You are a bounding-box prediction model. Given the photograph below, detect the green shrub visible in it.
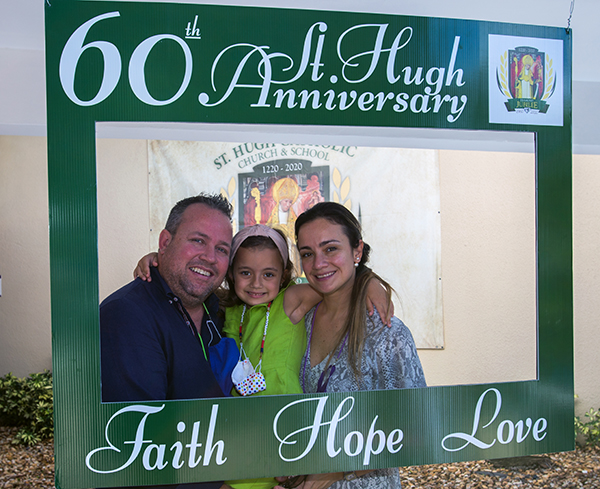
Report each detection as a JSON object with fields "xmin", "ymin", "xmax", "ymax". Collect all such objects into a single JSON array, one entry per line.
[
  {"xmin": 575, "ymin": 407, "xmax": 600, "ymax": 447},
  {"xmin": 0, "ymin": 370, "xmax": 53, "ymax": 445}
]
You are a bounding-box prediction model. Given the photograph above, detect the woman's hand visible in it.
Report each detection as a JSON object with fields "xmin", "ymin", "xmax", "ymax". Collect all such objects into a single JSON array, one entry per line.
[
  {"xmin": 275, "ymin": 473, "xmax": 342, "ymax": 489},
  {"xmin": 366, "ymin": 280, "xmax": 394, "ymax": 326},
  {"xmin": 133, "ymin": 252, "xmax": 159, "ymax": 281},
  {"xmin": 276, "ymin": 470, "xmax": 372, "ymax": 489}
]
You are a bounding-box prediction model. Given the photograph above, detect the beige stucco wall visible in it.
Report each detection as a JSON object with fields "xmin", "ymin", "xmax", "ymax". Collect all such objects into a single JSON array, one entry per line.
[
  {"xmin": 96, "ymin": 138, "xmax": 150, "ymax": 300},
  {"xmin": 418, "ymin": 150, "xmax": 537, "ymax": 386},
  {"xmin": 1, "ymin": 134, "xmax": 598, "ymax": 418},
  {"xmin": 573, "ymin": 154, "xmax": 600, "ymax": 417},
  {"xmin": 0, "ymin": 136, "xmax": 52, "ymax": 376}
]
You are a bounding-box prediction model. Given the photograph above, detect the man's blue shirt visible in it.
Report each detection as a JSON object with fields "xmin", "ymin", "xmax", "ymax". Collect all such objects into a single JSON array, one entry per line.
[{"xmin": 100, "ymin": 267, "xmax": 225, "ymax": 402}]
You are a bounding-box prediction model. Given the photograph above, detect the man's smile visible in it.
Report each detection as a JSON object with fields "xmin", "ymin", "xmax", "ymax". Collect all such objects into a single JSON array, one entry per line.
[{"xmin": 190, "ymin": 266, "xmax": 212, "ymax": 277}]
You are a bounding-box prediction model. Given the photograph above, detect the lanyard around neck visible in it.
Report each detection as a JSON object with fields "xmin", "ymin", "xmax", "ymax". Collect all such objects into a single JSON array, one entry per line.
[
  {"xmin": 239, "ymin": 301, "xmax": 273, "ymax": 365},
  {"xmin": 302, "ymin": 303, "xmax": 348, "ymax": 393},
  {"xmin": 170, "ymin": 296, "xmax": 211, "ymax": 361},
  {"xmin": 197, "ymin": 303, "xmax": 214, "ymax": 361}
]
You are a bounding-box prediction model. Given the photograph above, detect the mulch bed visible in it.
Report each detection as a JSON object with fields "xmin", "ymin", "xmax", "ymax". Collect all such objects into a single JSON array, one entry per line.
[
  {"xmin": 400, "ymin": 448, "xmax": 600, "ymax": 488},
  {"xmin": 1, "ymin": 425, "xmax": 599, "ymax": 488},
  {"xmin": 0, "ymin": 427, "xmax": 54, "ymax": 488}
]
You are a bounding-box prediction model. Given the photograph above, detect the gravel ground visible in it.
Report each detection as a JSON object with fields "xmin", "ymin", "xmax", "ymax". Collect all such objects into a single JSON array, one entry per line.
[
  {"xmin": 399, "ymin": 448, "xmax": 600, "ymax": 488},
  {"xmin": 0, "ymin": 427, "xmax": 54, "ymax": 488},
  {"xmin": 1, "ymin": 425, "xmax": 599, "ymax": 488}
]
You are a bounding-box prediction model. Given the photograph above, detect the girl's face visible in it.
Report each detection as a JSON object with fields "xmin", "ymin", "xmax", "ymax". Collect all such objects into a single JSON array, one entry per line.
[
  {"xmin": 230, "ymin": 246, "xmax": 284, "ymax": 306},
  {"xmin": 297, "ymin": 218, "xmax": 363, "ymax": 298}
]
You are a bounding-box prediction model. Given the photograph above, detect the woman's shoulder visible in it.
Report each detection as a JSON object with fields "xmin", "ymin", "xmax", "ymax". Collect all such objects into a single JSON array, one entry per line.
[{"xmin": 366, "ymin": 312, "xmax": 416, "ymax": 346}]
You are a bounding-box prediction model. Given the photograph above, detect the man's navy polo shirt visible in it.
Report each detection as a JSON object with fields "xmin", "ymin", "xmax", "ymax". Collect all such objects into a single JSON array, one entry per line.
[{"xmin": 100, "ymin": 267, "xmax": 225, "ymax": 402}]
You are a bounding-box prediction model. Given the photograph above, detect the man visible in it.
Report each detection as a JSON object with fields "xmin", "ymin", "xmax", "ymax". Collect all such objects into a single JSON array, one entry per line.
[
  {"xmin": 100, "ymin": 194, "xmax": 234, "ymax": 489},
  {"xmin": 101, "ymin": 193, "xmax": 233, "ymax": 403}
]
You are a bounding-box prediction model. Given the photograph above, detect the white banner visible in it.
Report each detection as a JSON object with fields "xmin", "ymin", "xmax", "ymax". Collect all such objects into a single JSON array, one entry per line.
[{"xmin": 149, "ymin": 140, "xmax": 443, "ymax": 348}]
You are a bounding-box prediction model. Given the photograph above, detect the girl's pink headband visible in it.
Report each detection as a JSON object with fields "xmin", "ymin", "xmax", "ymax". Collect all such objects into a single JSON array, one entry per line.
[{"xmin": 230, "ymin": 224, "xmax": 289, "ymax": 266}]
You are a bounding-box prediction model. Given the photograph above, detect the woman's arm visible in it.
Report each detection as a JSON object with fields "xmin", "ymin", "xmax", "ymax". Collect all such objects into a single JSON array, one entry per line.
[{"xmin": 375, "ymin": 318, "xmax": 427, "ymax": 389}]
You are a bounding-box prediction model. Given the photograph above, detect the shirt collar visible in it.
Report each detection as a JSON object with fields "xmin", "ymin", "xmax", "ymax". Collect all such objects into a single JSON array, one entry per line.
[{"xmin": 151, "ymin": 266, "xmax": 173, "ymax": 296}]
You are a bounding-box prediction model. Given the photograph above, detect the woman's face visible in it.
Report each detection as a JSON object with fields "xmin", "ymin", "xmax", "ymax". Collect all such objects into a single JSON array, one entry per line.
[{"xmin": 297, "ymin": 218, "xmax": 363, "ymax": 298}]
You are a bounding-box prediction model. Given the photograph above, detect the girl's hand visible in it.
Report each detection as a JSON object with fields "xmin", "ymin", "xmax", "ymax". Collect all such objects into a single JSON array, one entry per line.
[
  {"xmin": 133, "ymin": 252, "xmax": 159, "ymax": 281},
  {"xmin": 366, "ymin": 280, "xmax": 394, "ymax": 326}
]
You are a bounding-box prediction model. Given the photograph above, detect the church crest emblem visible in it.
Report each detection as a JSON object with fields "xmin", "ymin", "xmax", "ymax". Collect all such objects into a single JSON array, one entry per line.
[
  {"xmin": 496, "ymin": 46, "xmax": 556, "ymax": 114},
  {"xmin": 488, "ymin": 35, "xmax": 563, "ymax": 126}
]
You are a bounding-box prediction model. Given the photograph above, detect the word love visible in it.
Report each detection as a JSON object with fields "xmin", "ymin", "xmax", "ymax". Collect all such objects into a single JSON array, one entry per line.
[
  {"xmin": 442, "ymin": 388, "xmax": 548, "ymax": 452},
  {"xmin": 273, "ymin": 396, "xmax": 404, "ymax": 465},
  {"xmin": 85, "ymin": 404, "xmax": 226, "ymax": 474}
]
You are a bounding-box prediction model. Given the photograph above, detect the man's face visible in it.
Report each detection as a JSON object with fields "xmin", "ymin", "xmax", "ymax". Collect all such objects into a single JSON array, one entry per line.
[{"xmin": 158, "ymin": 204, "xmax": 232, "ymax": 309}]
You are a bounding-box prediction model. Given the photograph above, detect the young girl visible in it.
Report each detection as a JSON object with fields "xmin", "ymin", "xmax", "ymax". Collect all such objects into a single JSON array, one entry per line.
[
  {"xmin": 221, "ymin": 224, "xmax": 317, "ymax": 398},
  {"xmin": 134, "ymin": 224, "xmax": 392, "ymax": 489}
]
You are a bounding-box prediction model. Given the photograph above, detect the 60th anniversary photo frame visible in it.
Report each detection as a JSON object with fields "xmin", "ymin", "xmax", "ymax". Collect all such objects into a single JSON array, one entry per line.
[{"xmin": 46, "ymin": 2, "xmax": 572, "ymax": 487}]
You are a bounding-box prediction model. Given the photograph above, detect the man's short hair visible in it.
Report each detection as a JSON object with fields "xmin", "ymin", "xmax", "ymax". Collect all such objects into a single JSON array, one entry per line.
[{"xmin": 165, "ymin": 193, "xmax": 233, "ymax": 235}]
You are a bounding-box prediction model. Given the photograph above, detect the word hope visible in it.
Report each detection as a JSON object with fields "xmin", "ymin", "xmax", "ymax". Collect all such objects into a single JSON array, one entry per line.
[{"xmin": 273, "ymin": 396, "xmax": 404, "ymax": 465}]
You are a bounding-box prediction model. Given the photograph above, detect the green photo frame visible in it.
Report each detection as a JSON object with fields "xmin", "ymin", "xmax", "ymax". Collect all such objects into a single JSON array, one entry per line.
[{"xmin": 45, "ymin": 2, "xmax": 573, "ymax": 487}]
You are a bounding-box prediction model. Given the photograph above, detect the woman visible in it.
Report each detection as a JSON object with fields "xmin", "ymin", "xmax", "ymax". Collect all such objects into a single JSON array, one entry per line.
[{"xmin": 281, "ymin": 202, "xmax": 426, "ymax": 489}]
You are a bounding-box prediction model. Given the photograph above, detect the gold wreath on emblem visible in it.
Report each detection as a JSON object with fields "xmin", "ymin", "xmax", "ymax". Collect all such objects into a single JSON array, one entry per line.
[
  {"xmin": 542, "ymin": 54, "xmax": 554, "ymax": 101},
  {"xmin": 332, "ymin": 167, "xmax": 351, "ymax": 211},
  {"xmin": 497, "ymin": 51, "xmax": 512, "ymax": 98},
  {"xmin": 221, "ymin": 177, "xmax": 237, "ymax": 234}
]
